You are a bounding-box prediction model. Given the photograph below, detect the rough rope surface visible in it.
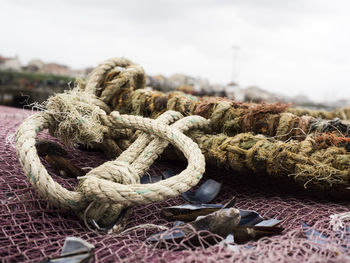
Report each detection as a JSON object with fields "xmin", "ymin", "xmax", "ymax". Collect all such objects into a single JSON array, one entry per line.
[
  {"xmin": 288, "ymin": 106, "xmax": 350, "ymax": 120},
  {"xmin": 15, "ymin": 59, "xmax": 209, "ymax": 232},
  {"xmin": 84, "ymin": 80, "xmax": 350, "ymax": 140},
  {"xmin": 69, "ymin": 58, "xmax": 350, "ymax": 194},
  {"xmin": 79, "ymin": 57, "xmax": 350, "ymax": 227},
  {"xmin": 15, "ymin": 57, "xmax": 350, "ymax": 233},
  {"xmin": 2, "ymin": 106, "xmax": 349, "ymax": 262}
]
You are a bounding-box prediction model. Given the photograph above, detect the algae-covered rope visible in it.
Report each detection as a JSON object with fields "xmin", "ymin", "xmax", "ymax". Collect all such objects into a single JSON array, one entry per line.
[
  {"xmin": 73, "ymin": 57, "xmax": 350, "ymax": 193},
  {"xmin": 83, "ymin": 78, "xmax": 350, "ymax": 141},
  {"xmin": 288, "ymin": 107, "xmax": 350, "ymax": 121},
  {"xmin": 115, "ymin": 129, "xmax": 350, "ymax": 193},
  {"xmin": 186, "ymin": 130, "xmax": 350, "ymax": 192},
  {"xmin": 83, "ymin": 58, "xmax": 350, "ymax": 193}
]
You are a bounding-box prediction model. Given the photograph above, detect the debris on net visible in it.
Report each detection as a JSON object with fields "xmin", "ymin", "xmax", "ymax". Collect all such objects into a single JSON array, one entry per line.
[
  {"xmin": 140, "ymin": 168, "xmax": 176, "ymax": 184},
  {"xmin": 36, "ymin": 139, "xmax": 68, "ymax": 157},
  {"xmin": 36, "ymin": 139, "xmax": 86, "ymax": 178},
  {"xmin": 302, "ymin": 222, "xmax": 350, "ymax": 253},
  {"xmin": 156, "ymin": 198, "xmax": 282, "ymax": 248},
  {"xmin": 161, "ymin": 197, "xmax": 237, "ymax": 222},
  {"xmin": 39, "ymin": 237, "xmax": 95, "ymax": 263},
  {"xmin": 181, "ymin": 179, "xmax": 222, "ymax": 204},
  {"xmin": 151, "ymin": 207, "xmax": 283, "ymax": 247}
]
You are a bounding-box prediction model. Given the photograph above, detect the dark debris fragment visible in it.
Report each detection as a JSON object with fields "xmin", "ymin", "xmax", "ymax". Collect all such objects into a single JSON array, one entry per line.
[
  {"xmin": 182, "ymin": 179, "xmax": 222, "ymax": 204},
  {"xmin": 36, "ymin": 139, "xmax": 85, "ymax": 178},
  {"xmin": 36, "ymin": 139, "xmax": 67, "ymax": 157},
  {"xmin": 153, "ymin": 199, "xmax": 283, "ymax": 247}
]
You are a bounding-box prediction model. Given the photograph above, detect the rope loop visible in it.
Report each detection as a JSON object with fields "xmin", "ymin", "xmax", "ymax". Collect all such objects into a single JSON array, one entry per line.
[{"xmin": 16, "ymin": 58, "xmax": 209, "ymax": 232}]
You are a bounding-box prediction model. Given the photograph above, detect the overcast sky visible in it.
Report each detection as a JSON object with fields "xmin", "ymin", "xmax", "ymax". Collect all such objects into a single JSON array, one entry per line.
[{"xmin": 1, "ymin": 0, "xmax": 350, "ymax": 102}]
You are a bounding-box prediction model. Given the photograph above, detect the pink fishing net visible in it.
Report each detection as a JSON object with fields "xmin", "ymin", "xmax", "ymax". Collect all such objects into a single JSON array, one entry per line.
[{"xmin": 1, "ymin": 105, "xmax": 349, "ymax": 262}]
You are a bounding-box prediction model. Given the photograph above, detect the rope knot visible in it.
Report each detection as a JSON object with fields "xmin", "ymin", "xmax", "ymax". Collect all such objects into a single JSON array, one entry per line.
[
  {"xmin": 17, "ymin": 89, "xmax": 209, "ymax": 233},
  {"xmin": 15, "ymin": 57, "xmax": 212, "ymax": 233}
]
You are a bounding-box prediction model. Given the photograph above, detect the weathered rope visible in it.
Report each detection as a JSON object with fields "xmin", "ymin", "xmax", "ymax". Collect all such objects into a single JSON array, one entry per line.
[
  {"xmin": 16, "ymin": 59, "xmax": 209, "ymax": 232},
  {"xmin": 185, "ymin": 131, "xmax": 350, "ymax": 192},
  {"xmin": 15, "ymin": 57, "xmax": 350, "ymax": 233},
  {"xmin": 288, "ymin": 107, "xmax": 350, "ymax": 120},
  {"xmin": 16, "ymin": 110, "xmax": 208, "ymax": 229},
  {"xmin": 77, "ymin": 58, "xmax": 350, "ymax": 141},
  {"xmin": 70, "ymin": 58, "xmax": 350, "ymax": 194},
  {"xmin": 89, "ymin": 84, "xmax": 350, "ymax": 141}
]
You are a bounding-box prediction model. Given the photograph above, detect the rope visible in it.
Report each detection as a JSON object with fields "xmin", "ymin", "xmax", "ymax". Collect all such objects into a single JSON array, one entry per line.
[
  {"xmin": 15, "ymin": 57, "xmax": 350, "ymax": 232},
  {"xmin": 288, "ymin": 106, "xmax": 350, "ymax": 120},
  {"xmin": 15, "ymin": 58, "xmax": 209, "ymax": 233},
  {"xmin": 71, "ymin": 58, "xmax": 350, "ymax": 193},
  {"xmin": 92, "ymin": 83, "xmax": 350, "ymax": 141}
]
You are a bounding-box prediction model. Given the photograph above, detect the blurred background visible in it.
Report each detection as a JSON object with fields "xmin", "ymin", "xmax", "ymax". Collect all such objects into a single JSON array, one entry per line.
[{"xmin": 1, "ymin": 0, "xmax": 349, "ymax": 109}]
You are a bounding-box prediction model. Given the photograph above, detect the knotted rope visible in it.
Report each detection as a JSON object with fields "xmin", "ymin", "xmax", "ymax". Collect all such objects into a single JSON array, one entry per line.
[
  {"xmin": 15, "ymin": 58, "xmax": 209, "ymax": 232},
  {"xmin": 15, "ymin": 57, "xmax": 350, "ymax": 232},
  {"xmin": 68, "ymin": 58, "xmax": 350, "ymax": 194}
]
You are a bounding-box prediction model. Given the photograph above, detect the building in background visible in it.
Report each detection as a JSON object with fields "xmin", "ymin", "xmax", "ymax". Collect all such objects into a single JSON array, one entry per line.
[
  {"xmin": 0, "ymin": 55, "xmax": 22, "ymax": 71},
  {"xmin": 25, "ymin": 59, "xmax": 88, "ymax": 78}
]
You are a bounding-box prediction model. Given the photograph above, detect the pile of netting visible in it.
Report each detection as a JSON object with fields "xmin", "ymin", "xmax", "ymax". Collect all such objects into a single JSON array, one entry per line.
[{"xmin": 2, "ymin": 57, "xmax": 350, "ymax": 262}]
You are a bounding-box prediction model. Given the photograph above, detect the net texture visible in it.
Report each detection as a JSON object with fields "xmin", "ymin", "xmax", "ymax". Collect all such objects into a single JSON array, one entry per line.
[{"xmin": 1, "ymin": 105, "xmax": 349, "ymax": 263}]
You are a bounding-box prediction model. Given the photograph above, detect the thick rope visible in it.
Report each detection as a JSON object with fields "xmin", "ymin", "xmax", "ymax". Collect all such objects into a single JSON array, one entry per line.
[
  {"xmin": 16, "ymin": 59, "xmax": 209, "ymax": 232},
  {"xmin": 92, "ymin": 86, "xmax": 350, "ymax": 141},
  {"xmin": 77, "ymin": 58, "xmax": 350, "ymax": 142},
  {"xmin": 70, "ymin": 58, "xmax": 350, "ymax": 193},
  {"xmin": 16, "ymin": 57, "xmax": 350, "ymax": 232},
  {"xmin": 81, "ymin": 58, "xmax": 350, "ymax": 225},
  {"xmin": 288, "ymin": 106, "xmax": 350, "ymax": 120},
  {"xmin": 16, "ymin": 110, "xmax": 208, "ymax": 229}
]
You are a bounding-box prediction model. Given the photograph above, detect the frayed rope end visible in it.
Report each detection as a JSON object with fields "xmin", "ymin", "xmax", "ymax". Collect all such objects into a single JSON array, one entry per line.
[{"xmin": 46, "ymin": 89, "xmax": 108, "ymax": 147}]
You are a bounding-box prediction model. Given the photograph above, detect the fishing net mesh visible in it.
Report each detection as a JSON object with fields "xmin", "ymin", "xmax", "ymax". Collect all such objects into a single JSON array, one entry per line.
[{"xmin": 1, "ymin": 105, "xmax": 350, "ymax": 263}]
